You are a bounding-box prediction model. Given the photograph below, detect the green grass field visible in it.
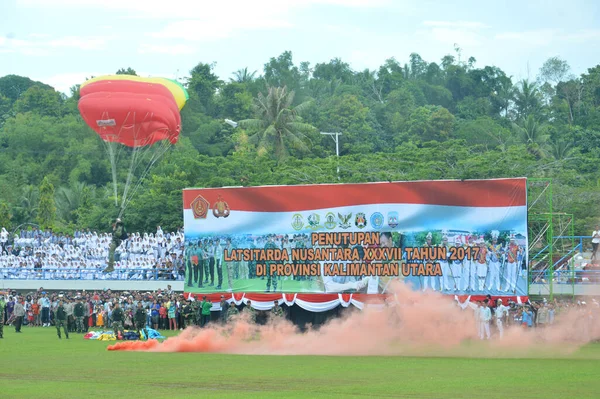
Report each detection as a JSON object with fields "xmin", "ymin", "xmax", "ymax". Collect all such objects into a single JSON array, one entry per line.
[{"xmin": 1, "ymin": 327, "xmax": 600, "ymax": 399}]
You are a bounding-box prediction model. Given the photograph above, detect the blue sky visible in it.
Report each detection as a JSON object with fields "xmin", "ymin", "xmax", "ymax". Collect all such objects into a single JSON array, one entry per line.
[{"xmin": 1, "ymin": 0, "xmax": 599, "ymax": 94}]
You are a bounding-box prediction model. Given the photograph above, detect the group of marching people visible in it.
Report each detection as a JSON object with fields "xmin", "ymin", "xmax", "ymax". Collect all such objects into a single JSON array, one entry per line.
[{"xmin": 422, "ymin": 230, "xmax": 525, "ymax": 294}]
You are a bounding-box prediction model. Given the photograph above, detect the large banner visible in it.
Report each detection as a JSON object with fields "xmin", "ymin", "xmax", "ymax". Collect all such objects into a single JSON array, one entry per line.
[{"xmin": 183, "ymin": 178, "xmax": 528, "ymax": 296}]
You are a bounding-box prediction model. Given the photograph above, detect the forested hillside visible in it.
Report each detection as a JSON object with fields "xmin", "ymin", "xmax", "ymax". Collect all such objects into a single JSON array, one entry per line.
[{"xmin": 0, "ymin": 51, "xmax": 599, "ymax": 234}]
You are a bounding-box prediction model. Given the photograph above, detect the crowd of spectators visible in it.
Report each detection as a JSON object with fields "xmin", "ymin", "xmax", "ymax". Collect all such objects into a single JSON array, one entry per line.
[
  {"xmin": 0, "ymin": 226, "xmax": 185, "ymax": 280},
  {"xmin": 0, "ymin": 286, "xmax": 284, "ymax": 336}
]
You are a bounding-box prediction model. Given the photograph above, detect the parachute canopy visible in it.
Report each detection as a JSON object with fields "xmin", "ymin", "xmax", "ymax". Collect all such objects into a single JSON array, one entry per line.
[
  {"xmin": 78, "ymin": 75, "xmax": 188, "ymax": 147},
  {"xmin": 77, "ymin": 75, "xmax": 189, "ymax": 217}
]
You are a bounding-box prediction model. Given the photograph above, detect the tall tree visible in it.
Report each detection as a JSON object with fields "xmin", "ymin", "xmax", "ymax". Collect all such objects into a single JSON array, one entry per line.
[
  {"xmin": 0, "ymin": 202, "xmax": 12, "ymax": 230},
  {"xmin": 37, "ymin": 176, "xmax": 56, "ymax": 230},
  {"xmin": 238, "ymin": 86, "xmax": 316, "ymax": 162},
  {"xmin": 512, "ymin": 115, "xmax": 549, "ymax": 158},
  {"xmin": 514, "ymin": 80, "xmax": 542, "ymax": 119}
]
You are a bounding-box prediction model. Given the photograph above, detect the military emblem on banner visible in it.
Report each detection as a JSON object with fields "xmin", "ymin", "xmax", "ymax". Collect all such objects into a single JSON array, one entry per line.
[
  {"xmin": 191, "ymin": 195, "xmax": 210, "ymax": 219},
  {"xmin": 338, "ymin": 212, "xmax": 352, "ymax": 229},
  {"xmin": 324, "ymin": 212, "xmax": 337, "ymax": 229},
  {"xmin": 387, "ymin": 211, "xmax": 399, "ymax": 228},
  {"xmin": 292, "ymin": 214, "xmax": 304, "ymax": 231},
  {"xmin": 212, "ymin": 195, "xmax": 230, "ymax": 218},
  {"xmin": 355, "ymin": 212, "xmax": 367, "ymax": 229},
  {"xmin": 370, "ymin": 212, "xmax": 384, "ymax": 229},
  {"xmin": 306, "ymin": 213, "xmax": 322, "ymax": 230}
]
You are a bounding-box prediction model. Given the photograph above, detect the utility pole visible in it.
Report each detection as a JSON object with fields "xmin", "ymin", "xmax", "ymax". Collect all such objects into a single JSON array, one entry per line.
[{"xmin": 320, "ymin": 132, "xmax": 342, "ymax": 181}]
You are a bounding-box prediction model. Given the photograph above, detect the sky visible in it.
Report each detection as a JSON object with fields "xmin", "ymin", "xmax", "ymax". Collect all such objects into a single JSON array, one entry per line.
[{"xmin": 1, "ymin": 0, "xmax": 599, "ymax": 94}]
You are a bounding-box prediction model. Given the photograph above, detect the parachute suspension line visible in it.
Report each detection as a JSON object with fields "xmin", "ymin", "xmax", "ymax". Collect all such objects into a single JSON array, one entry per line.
[
  {"xmin": 100, "ymin": 111, "xmax": 119, "ymax": 207},
  {"xmin": 119, "ymin": 138, "xmax": 172, "ymax": 217},
  {"xmin": 119, "ymin": 111, "xmax": 151, "ymax": 211},
  {"xmin": 104, "ymin": 141, "xmax": 119, "ymax": 207}
]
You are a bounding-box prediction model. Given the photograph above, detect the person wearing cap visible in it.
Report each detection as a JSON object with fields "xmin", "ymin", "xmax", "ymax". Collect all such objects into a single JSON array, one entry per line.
[
  {"xmin": 74, "ymin": 297, "xmax": 86, "ymax": 333},
  {"xmin": 226, "ymin": 302, "xmax": 239, "ymax": 322},
  {"xmin": 181, "ymin": 299, "xmax": 193, "ymax": 329},
  {"xmin": 271, "ymin": 300, "xmax": 284, "ymax": 319},
  {"xmin": 243, "ymin": 300, "xmax": 256, "ymax": 324},
  {"xmin": 112, "ymin": 302, "xmax": 125, "ymax": 337},
  {"xmin": 55, "ymin": 299, "xmax": 69, "ymax": 339},
  {"xmin": 104, "ymin": 218, "xmax": 126, "ymax": 274},
  {"xmin": 219, "ymin": 295, "xmax": 228, "ymax": 324},
  {"xmin": 134, "ymin": 302, "xmax": 147, "ymax": 337},
  {"xmin": 504, "ymin": 235, "xmax": 521, "ymax": 293},
  {"xmin": 39, "ymin": 292, "xmax": 51, "ymax": 327},
  {"xmin": 495, "ymin": 299, "xmax": 510, "ymax": 339}
]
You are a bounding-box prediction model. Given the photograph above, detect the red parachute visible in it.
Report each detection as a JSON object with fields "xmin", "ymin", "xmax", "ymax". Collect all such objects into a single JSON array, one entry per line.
[
  {"xmin": 78, "ymin": 75, "xmax": 189, "ymax": 215},
  {"xmin": 78, "ymin": 79, "xmax": 182, "ymax": 147}
]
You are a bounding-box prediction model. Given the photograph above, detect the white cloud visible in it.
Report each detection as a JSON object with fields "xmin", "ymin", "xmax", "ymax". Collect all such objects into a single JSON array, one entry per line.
[
  {"xmin": 495, "ymin": 29, "xmax": 600, "ymax": 47},
  {"xmin": 138, "ymin": 43, "xmax": 198, "ymax": 55},
  {"xmin": 495, "ymin": 29, "xmax": 558, "ymax": 46},
  {"xmin": 418, "ymin": 20, "xmax": 488, "ymax": 48},
  {"xmin": 0, "ymin": 35, "xmax": 112, "ymax": 56}
]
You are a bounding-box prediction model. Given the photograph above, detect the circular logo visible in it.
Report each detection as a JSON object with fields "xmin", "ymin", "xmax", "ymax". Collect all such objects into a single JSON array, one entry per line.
[
  {"xmin": 292, "ymin": 214, "xmax": 304, "ymax": 231},
  {"xmin": 324, "ymin": 212, "xmax": 337, "ymax": 229},
  {"xmin": 370, "ymin": 212, "xmax": 384, "ymax": 229}
]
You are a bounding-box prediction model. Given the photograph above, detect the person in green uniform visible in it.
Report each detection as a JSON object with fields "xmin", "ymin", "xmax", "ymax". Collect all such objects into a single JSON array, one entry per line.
[
  {"xmin": 181, "ymin": 299, "xmax": 193, "ymax": 329},
  {"xmin": 200, "ymin": 296, "xmax": 212, "ymax": 328},
  {"xmin": 111, "ymin": 302, "xmax": 125, "ymax": 337},
  {"xmin": 243, "ymin": 300, "xmax": 256, "ymax": 324},
  {"xmin": 134, "ymin": 302, "xmax": 147, "ymax": 337},
  {"xmin": 226, "ymin": 302, "xmax": 239, "ymax": 322},
  {"xmin": 265, "ymin": 235, "xmax": 278, "ymax": 292},
  {"xmin": 189, "ymin": 299, "xmax": 200, "ymax": 326},
  {"xmin": 104, "ymin": 218, "xmax": 126, "ymax": 273},
  {"xmin": 271, "ymin": 300, "xmax": 284, "ymax": 319},
  {"xmin": 0, "ymin": 296, "xmax": 5, "ymax": 338},
  {"xmin": 55, "ymin": 300, "xmax": 69, "ymax": 339},
  {"xmin": 74, "ymin": 298, "xmax": 85, "ymax": 333}
]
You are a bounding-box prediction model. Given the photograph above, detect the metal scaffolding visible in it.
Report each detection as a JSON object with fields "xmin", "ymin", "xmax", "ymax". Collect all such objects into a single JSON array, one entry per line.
[{"xmin": 527, "ymin": 178, "xmax": 576, "ymax": 299}]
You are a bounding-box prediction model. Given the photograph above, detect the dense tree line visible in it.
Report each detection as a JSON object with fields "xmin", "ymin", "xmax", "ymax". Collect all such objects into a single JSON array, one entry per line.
[{"xmin": 0, "ymin": 50, "xmax": 599, "ymax": 235}]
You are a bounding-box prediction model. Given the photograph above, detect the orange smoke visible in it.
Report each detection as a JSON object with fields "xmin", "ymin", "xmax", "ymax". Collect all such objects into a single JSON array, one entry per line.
[{"xmin": 107, "ymin": 282, "xmax": 600, "ymax": 356}]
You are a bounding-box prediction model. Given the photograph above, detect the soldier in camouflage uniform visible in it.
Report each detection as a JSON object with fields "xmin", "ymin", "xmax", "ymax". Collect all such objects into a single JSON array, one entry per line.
[
  {"xmin": 191, "ymin": 299, "xmax": 201, "ymax": 326},
  {"xmin": 243, "ymin": 300, "xmax": 256, "ymax": 324},
  {"xmin": 181, "ymin": 299, "xmax": 194, "ymax": 329},
  {"xmin": 111, "ymin": 302, "xmax": 125, "ymax": 337},
  {"xmin": 134, "ymin": 302, "xmax": 147, "ymax": 337},
  {"xmin": 226, "ymin": 302, "xmax": 239, "ymax": 322},
  {"xmin": 0, "ymin": 296, "xmax": 5, "ymax": 338},
  {"xmin": 74, "ymin": 298, "xmax": 86, "ymax": 333},
  {"xmin": 104, "ymin": 218, "xmax": 126, "ymax": 274},
  {"xmin": 271, "ymin": 300, "xmax": 284, "ymax": 320},
  {"xmin": 55, "ymin": 300, "xmax": 69, "ymax": 339}
]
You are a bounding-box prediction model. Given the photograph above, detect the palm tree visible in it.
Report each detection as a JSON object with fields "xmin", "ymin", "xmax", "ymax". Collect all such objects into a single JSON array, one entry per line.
[
  {"xmin": 55, "ymin": 182, "xmax": 95, "ymax": 223},
  {"xmin": 238, "ymin": 86, "xmax": 316, "ymax": 162},
  {"xmin": 549, "ymin": 140, "xmax": 574, "ymax": 161},
  {"xmin": 512, "ymin": 115, "xmax": 550, "ymax": 158},
  {"xmin": 17, "ymin": 185, "xmax": 39, "ymax": 223},
  {"xmin": 514, "ymin": 80, "xmax": 541, "ymax": 119},
  {"xmin": 231, "ymin": 67, "xmax": 257, "ymax": 84}
]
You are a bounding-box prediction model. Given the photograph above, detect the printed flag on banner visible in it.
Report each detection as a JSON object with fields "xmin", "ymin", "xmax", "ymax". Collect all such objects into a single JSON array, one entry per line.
[{"xmin": 182, "ymin": 178, "xmax": 528, "ymax": 296}]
